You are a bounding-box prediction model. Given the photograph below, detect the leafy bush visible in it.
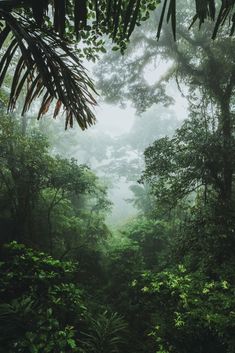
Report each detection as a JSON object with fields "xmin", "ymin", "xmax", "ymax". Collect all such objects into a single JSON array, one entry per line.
[
  {"xmin": 0, "ymin": 242, "xmax": 86, "ymax": 353},
  {"xmin": 138, "ymin": 265, "xmax": 235, "ymax": 353}
]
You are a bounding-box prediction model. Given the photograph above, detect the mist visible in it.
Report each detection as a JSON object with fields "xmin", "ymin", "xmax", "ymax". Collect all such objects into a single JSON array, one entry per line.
[{"xmin": 35, "ymin": 40, "xmax": 188, "ymax": 226}]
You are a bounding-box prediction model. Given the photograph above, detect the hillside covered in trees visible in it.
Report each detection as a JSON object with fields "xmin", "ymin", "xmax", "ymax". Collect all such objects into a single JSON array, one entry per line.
[{"xmin": 0, "ymin": 1, "xmax": 235, "ymax": 353}]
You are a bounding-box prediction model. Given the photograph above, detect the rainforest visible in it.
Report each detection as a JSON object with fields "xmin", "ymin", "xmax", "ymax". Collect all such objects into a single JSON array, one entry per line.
[{"xmin": 0, "ymin": 1, "xmax": 235, "ymax": 353}]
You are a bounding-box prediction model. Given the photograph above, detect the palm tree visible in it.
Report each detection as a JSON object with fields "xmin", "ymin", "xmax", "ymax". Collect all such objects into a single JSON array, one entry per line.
[{"xmin": 0, "ymin": 0, "xmax": 234, "ymax": 128}]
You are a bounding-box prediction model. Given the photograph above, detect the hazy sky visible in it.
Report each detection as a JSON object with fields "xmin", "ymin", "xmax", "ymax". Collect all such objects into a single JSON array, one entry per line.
[
  {"xmin": 93, "ymin": 92, "xmax": 187, "ymax": 138},
  {"xmin": 34, "ymin": 50, "xmax": 189, "ymax": 225},
  {"xmin": 85, "ymin": 56, "xmax": 189, "ymax": 224},
  {"xmin": 88, "ymin": 58, "xmax": 188, "ymax": 138},
  {"xmin": 94, "ymin": 103, "xmax": 136, "ymax": 137}
]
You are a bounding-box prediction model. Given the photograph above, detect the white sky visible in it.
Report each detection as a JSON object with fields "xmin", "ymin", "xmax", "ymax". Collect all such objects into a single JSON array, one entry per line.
[
  {"xmin": 86, "ymin": 57, "xmax": 188, "ymax": 138},
  {"xmin": 94, "ymin": 102, "xmax": 136, "ymax": 137}
]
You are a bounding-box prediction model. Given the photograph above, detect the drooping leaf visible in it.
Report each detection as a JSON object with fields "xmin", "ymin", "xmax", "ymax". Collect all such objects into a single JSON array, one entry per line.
[
  {"xmin": 0, "ymin": 12, "xmax": 97, "ymax": 129},
  {"xmin": 157, "ymin": 0, "xmax": 168, "ymax": 40}
]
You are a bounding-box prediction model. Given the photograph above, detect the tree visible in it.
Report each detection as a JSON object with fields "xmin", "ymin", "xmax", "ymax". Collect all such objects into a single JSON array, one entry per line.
[
  {"xmin": 142, "ymin": 112, "xmax": 224, "ymax": 208},
  {"xmin": 0, "ymin": 114, "xmax": 52, "ymax": 243},
  {"xmin": 0, "ymin": 114, "xmax": 111, "ymax": 252},
  {"xmin": 141, "ymin": 106, "xmax": 235, "ymax": 268},
  {"xmin": 96, "ymin": 1, "xmax": 235, "ymax": 206}
]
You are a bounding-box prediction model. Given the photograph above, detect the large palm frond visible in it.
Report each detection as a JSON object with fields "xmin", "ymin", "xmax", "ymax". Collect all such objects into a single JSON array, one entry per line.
[{"xmin": 0, "ymin": 11, "xmax": 96, "ymax": 129}]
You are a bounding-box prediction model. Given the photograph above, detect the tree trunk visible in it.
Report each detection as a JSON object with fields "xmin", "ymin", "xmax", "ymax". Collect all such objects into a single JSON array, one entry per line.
[{"xmin": 220, "ymin": 98, "xmax": 233, "ymax": 204}]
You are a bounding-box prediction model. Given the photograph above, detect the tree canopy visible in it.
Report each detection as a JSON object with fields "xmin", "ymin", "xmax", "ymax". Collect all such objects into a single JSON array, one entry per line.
[{"xmin": 1, "ymin": 0, "xmax": 235, "ymax": 128}]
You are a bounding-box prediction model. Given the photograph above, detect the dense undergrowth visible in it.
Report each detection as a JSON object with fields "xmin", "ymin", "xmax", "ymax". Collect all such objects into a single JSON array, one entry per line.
[{"xmin": 0, "ymin": 113, "xmax": 235, "ymax": 353}]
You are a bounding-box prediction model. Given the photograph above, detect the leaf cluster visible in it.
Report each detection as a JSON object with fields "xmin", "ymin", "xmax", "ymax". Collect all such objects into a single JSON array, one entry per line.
[{"xmin": 0, "ymin": 241, "xmax": 85, "ymax": 352}]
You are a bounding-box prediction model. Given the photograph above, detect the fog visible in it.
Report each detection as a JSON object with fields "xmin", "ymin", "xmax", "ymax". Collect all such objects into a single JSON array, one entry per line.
[
  {"xmin": 29, "ymin": 49, "xmax": 188, "ymax": 226},
  {"xmin": 16, "ymin": 16, "xmax": 190, "ymax": 227},
  {"xmin": 42, "ymin": 82, "xmax": 187, "ymax": 226}
]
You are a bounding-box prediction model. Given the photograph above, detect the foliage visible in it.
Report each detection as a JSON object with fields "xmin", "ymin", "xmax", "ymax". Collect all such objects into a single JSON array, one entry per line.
[
  {"xmin": 1, "ymin": 0, "xmax": 235, "ymax": 128},
  {"xmin": 0, "ymin": 241, "xmax": 85, "ymax": 353},
  {"xmin": 90, "ymin": 6, "xmax": 235, "ymax": 353},
  {"xmin": 137, "ymin": 265, "xmax": 235, "ymax": 353},
  {"xmin": 0, "ymin": 0, "xmax": 158, "ymax": 127},
  {"xmin": 79, "ymin": 311, "xmax": 127, "ymax": 353},
  {"xmin": 0, "ymin": 114, "xmax": 111, "ymax": 254},
  {"xmin": 141, "ymin": 112, "xmax": 227, "ymax": 207},
  {"xmin": 1, "ymin": 0, "xmax": 234, "ymax": 41},
  {"xmin": 121, "ymin": 217, "xmax": 170, "ymax": 269},
  {"xmin": 101, "ymin": 239, "xmax": 151, "ymax": 353},
  {"xmin": 96, "ymin": 0, "xmax": 235, "ymax": 119},
  {"xmin": 1, "ymin": 2, "xmax": 235, "ymax": 353},
  {"xmin": 171, "ymin": 199, "xmax": 235, "ymax": 273},
  {"xmin": 0, "ymin": 242, "xmax": 130, "ymax": 353},
  {"xmin": 0, "ymin": 13, "xmax": 97, "ymax": 129}
]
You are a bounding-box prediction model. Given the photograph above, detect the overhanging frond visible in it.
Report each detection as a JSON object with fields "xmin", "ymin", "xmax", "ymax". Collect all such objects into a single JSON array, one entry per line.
[
  {"xmin": 0, "ymin": 11, "xmax": 97, "ymax": 129},
  {"xmin": 157, "ymin": 0, "xmax": 235, "ymax": 40}
]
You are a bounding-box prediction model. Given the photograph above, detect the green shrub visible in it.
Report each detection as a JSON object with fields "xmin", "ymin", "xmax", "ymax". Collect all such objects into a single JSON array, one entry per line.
[{"xmin": 0, "ymin": 242, "xmax": 86, "ymax": 353}]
